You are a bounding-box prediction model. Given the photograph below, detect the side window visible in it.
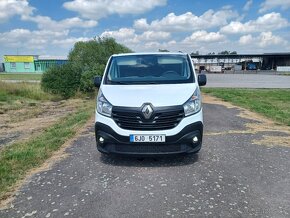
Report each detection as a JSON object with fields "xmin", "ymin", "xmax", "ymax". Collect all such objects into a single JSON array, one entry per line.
[
  {"xmin": 10, "ymin": 62, "xmax": 16, "ymax": 68},
  {"xmin": 108, "ymin": 60, "xmax": 118, "ymax": 80}
]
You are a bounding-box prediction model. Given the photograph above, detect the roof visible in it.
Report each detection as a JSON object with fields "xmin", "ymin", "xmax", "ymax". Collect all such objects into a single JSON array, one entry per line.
[
  {"xmin": 37, "ymin": 56, "xmax": 68, "ymax": 60},
  {"xmin": 191, "ymin": 53, "xmax": 290, "ymax": 59},
  {"xmin": 4, "ymin": 55, "xmax": 38, "ymax": 57},
  {"xmin": 112, "ymin": 52, "xmax": 188, "ymax": 57}
]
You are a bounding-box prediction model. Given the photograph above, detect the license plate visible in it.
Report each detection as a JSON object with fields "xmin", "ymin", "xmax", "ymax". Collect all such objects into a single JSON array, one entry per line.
[{"xmin": 130, "ymin": 135, "xmax": 166, "ymax": 143}]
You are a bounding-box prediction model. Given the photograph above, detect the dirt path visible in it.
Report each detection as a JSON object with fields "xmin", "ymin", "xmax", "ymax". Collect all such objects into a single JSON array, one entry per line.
[{"xmin": 0, "ymin": 99, "xmax": 85, "ymax": 149}]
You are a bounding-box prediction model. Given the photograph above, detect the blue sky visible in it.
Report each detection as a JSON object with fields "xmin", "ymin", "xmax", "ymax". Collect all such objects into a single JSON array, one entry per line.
[{"xmin": 0, "ymin": 0, "xmax": 289, "ymax": 60}]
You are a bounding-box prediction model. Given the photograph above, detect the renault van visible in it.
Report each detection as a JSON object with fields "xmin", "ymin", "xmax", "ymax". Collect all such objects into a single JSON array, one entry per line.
[{"xmin": 94, "ymin": 53, "xmax": 206, "ymax": 155}]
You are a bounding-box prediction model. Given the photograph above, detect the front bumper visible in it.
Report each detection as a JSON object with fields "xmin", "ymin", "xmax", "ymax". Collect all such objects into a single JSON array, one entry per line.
[{"xmin": 95, "ymin": 122, "xmax": 203, "ymax": 156}]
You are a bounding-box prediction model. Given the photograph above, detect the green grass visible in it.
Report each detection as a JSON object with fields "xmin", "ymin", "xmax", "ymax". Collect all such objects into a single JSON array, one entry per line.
[
  {"xmin": 0, "ymin": 81, "xmax": 58, "ymax": 101},
  {"xmin": 0, "ymin": 102, "xmax": 94, "ymax": 200},
  {"xmin": 202, "ymin": 88, "xmax": 290, "ymax": 126},
  {"xmin": 0, "ymin": 82, "xmax": 61, "ymax": 112},
  {"xmin": 0, "ymin": 73, "xmax": 42, "ymax": 81}
]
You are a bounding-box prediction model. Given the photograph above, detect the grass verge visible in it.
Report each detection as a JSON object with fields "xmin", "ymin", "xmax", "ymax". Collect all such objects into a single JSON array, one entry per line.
[
  {"xmin": 0, "ymin": 81, "xmax": 61, "ymax": 112},
  {"xmin": 0, "ymin": 73, "xmax": 42, "ymax": 81},
  {"xmin": 0, "ymin": 102, "xmax": 94, "ymax": 201},
  {"xmin": 0, "ymin": 81, "xmax": 58, "ymax": 101},
  {"xmin": 202, "ymin": 88, "xmax": 290, "ymax": 126}
]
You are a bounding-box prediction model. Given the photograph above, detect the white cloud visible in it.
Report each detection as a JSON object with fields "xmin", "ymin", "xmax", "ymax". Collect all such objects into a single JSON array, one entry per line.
[
  {"xmin": 259, "ymin": 0, "xmax": 290, "ymax": 13},
  {"xmin": 133, "ymin": 9, "xmax": 238, "ymax": 32},
  {"xmin": 63, "ymin": 0, "xmax": 167, "ymax": 20},
  {"xmin": 100, "ymin": 28, "xmax": 171, "ymax": 44},
  {"xmin": 23, "ymin": 15, "xmax": 97, "ymax": 31},
  {"xmin": 52, "ymin": 37, "xmax": 91, "ymax": 48},
  {"xmin": 239, "ymin": 32, "xmax": 287, "ymax": 48},
  {"xmin": 0, "ymin": 0, "xmax": 98, "ymax": 33},
  {"xmin": 0, "ymin": 1, "xmax": 99, "ymax": 58},
  {"xmin": 99, "ymin": 27, "xmax": 229, "ymax": 53},
  {"xmin": 221, "ymin": 12, "xmax": 289, "ymax": 34},
  {"xmin": 243, "ymin": 0, "xmax": 253, "ymax": 11},
  {"xmin": 183, "ymin": 31, "xmax": 226, "ymax": 44},
  {"xmin": 99, "ymin": 27, "xmax": 289, "ymax": 54},
  {"xmin": 101, "ymin": 28, "xmax": 136, "ymax": 40},
  {"xmin": 0, "ymin": 28, "xmax": 93, "ymax": 55},
  {"xmin": 0, "ymin": 0, "xmax": 34, "ymax": 23},
  {"xmin": 239, "ymin": 34, "xmax": 253, "ymax": 45},
  {"xmin": 100, "ymin": 28, "xmax": 177, "ymax": 52},
  {"xmin": 0, "ymin": 0, "xmax": 98, "ymax": 32},
  {"xmin": 0, "ymin": 28, "xmax": 69, "ymax": 49},
  {"xmin": 134, "ymin": 18, "xmax": 149, "ymax": 30},
  {"xmin": 138, "ymin": 31, "xmax": 171, "ymax": 41},
  {"xmin": 258, "ymin": 32, "xmax": 287, "ymax": 47}
]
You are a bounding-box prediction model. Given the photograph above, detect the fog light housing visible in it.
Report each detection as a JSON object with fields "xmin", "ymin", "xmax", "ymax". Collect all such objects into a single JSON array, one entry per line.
[
  {"xmin": 193, "ymin": 136, "xmax": 198, "ymax": 143},
  {"xmin": 99, "ymin": 137, "xmax": 104, "ymax": 143}
]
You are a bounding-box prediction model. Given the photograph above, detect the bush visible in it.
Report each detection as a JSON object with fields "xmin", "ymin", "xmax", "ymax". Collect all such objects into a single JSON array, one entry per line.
[
  {"xmin": 41, "ymin": 64, "xmax": 81, "ymax": 98},
  {"xmin": 80, "ymin": 63, "xmax": 105, "ymax": 92},
  {"xmin": 41, "ymin": 37, "xmax": 132, "ymax": 97}
]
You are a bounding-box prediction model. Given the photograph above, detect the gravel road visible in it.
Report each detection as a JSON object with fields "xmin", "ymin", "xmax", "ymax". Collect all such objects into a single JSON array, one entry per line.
[{"xmin": 1, "ymin": 98, "xmax": 290, "ymax": 218}]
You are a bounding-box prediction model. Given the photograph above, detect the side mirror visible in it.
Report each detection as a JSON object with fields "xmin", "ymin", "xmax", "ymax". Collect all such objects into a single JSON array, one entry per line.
[
  {"xmin": 94, "ymin": 76, "xmax": 102, "ymax": 88},
  {"xmin": 198, "ymin": 74, "xmax": 207, "ymax": 86}
]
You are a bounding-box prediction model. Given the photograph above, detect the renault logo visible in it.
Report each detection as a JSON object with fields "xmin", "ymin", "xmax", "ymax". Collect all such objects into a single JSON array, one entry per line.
[{"xmin": 142, "ymin": 104, "xmax": 153, "ymax": 119}]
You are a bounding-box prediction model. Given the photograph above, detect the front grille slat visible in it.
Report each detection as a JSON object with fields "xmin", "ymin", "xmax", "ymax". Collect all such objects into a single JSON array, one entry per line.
[
  {"xmin": 112, "ymin": 106, "xmax": 184, "ymax": 130},
  {"xmin": 154, "ymin": 114, "xmax": 183, "ymax": 120}
]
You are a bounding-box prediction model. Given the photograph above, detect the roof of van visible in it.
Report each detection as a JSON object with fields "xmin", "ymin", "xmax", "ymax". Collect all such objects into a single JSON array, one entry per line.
[{"xmin": 112, "ymin": 52, "xmax": 188, "ymax": 57}]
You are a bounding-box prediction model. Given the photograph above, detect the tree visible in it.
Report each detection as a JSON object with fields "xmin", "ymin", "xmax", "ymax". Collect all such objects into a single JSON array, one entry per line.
[
  {"xmin": 218, "ymin": 50, "xmax": 237, "ymax": 55},
  {"xmin": 191, "ymin": 51, "xmax": 199, "ymax": 56},
  {"xmin": 158, "ymin": 49, "xmax": 169, "ymax": 52},
  {"xmin": 41, "ymin": 37, "xmax": 132, "ymax": 97},
  {"xmin": 218, "ymin": 50, "xmax": 230, "ymax": 55},
  {"xmin": 69, "ymin": 37, "xmax": 132, "ymax": 70}
]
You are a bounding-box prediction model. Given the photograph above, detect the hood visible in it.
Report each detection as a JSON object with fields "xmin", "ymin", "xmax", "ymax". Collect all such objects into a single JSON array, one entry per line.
[{"xmin": 100, "ymin": 83, "xmax": 197, "ymax": 107}]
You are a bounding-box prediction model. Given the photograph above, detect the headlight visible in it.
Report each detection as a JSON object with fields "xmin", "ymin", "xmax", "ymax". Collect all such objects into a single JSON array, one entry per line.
[
  {"xmin": 97, "ymin": 90, "xmax": 112, "ymax": 117},
  {"xmin": 183, "ymin": 88, "xmax": 202, "ymax": 116}
]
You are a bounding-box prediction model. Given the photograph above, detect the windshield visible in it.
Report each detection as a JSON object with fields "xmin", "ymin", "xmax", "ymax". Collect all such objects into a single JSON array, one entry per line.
[{"xmin": 105, "ymin": 54, "xmax": 194, "ymax": 84}]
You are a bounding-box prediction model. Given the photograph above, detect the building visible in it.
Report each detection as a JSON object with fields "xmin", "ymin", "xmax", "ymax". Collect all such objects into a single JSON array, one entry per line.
[
  {"xmin": 3, "ymin": 55, "xmax": 68, "ymax": 73},
  {"xmin": 3, "ymin": 55, "xmax": 37, "ymax": 73},
  {"xmin": 35, "ymin": 56, "xmax": 68, "ymax": 73},
  {"xmin": 191, "ymin": 53, "xmax": 290, "ymax": 72}
]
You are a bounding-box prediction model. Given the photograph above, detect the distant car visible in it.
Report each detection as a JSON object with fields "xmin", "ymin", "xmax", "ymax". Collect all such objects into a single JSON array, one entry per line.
[{"xmin": 94, "ymin": 52, "xmax": 207, "ymax": 156}]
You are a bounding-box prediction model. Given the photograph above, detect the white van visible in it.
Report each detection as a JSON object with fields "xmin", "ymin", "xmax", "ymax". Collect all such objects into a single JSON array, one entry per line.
[{"xmin": 94, "ymin": 53, "xmax": 206, "ymax": 155}]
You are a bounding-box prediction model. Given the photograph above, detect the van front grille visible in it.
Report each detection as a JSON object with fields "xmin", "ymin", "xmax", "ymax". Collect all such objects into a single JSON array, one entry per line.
[{"xmin": 112, "ymin": 105, "xmax": 184, "ymax": 130}]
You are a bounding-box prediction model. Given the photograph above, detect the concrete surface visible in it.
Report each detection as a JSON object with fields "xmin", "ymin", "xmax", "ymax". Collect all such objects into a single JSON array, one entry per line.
[
  {"xmin": 1, "ymin": 103, "xmax": 290, "ymax": 217},
  {"xmin": 205, "ymin": 74, "xmax": 290, "ymax": 88}
]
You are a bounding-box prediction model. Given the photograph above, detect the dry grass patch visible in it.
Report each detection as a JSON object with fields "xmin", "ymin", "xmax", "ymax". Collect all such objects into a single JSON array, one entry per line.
[{"xmin": 202, "ymin": 93, "xmax": 290, "ymax": 148}]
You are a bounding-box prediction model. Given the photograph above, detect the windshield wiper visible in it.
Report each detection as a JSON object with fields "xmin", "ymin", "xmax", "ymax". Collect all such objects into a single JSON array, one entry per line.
[
  {"xmin": 130, "ymin": 81, "xmax": 159, "ymax": 84},
  {"xmin": 110, "ymin": 81, "xmax": 129, "ymax": 85},
  {"xmin": 109, "ymin": 81, "xmax": 159, "ymax": 85}
]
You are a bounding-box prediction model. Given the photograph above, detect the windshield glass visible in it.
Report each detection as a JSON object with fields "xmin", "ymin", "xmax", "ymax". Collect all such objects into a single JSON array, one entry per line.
[{"xmin": 105, "ymin": 54, "xmax": 194, "ymax": 84}]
